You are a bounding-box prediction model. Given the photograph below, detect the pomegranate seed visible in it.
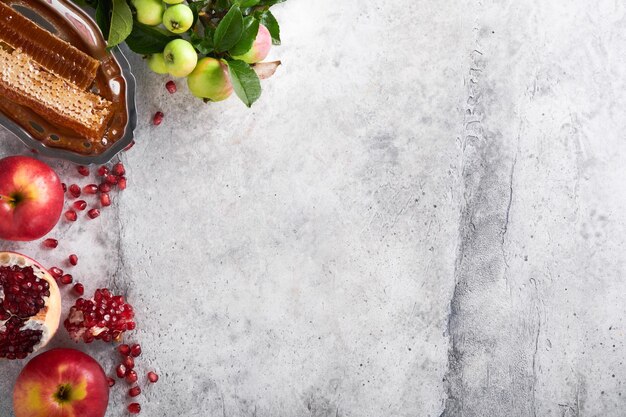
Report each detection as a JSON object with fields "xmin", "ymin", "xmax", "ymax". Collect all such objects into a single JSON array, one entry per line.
[
  {"xmin": 99, "ymin": 182, "xmax": 111, "ymax": 193},
  {"xmin": 129, "ymin": 386, "xmax": 141, "ymax": 397},
  {"xmin": 100, "ymin": 193, "xmax": 111, "ymax": 207},
  {"xmin": 153, "ymin": 111, "xmax": 164, "ymax": 126},
  {"xmin": 77, "ymin": 165, "xmax": 89, "ymax": 176},
  {"xmin": 123, "ymin": 355, "xmax": 135, "ymax": 369},
  {"xmin": 126, "ymin": 370, "xmax": 138, "ymax": 384},
  {"xmin": 49, "ymin": 267, "xmax": 63, "ymax": 279},
  {"xmin": 43, "ymin": 238, "xmax": 58, "ymax": 249},
  {"xmin": 147, "ymin": 372, "xmax": 159, "ymax": 383},
  {"xmin": 118, "ymin": 177, "xmax": 127, "ymax": 190},
  {"xmin": 116, "ymin": 364, "xmax": 127, "ymax": 378},
  {"xmin": 128, "ymin": 403, "xmax": 141, "ymax": 414},
  {"xmin": 83, "ymin": 184, "xmax": 98, "ymax": 194},
  {"xmin": 97, "ymin": 166, "xmax": 109, "ymax": 176},
  {"xmin": 68, "ymin": 254, "xmax": 78, "ymax": 266},
  {"xmin": 87, "ymin": 208, "xmax": 100, "ymax": 219},
  {"xmin": 73, "ymin": 283, "xmax": 84, "ymax": 296},
  {"xmin": 124, "ymin": 140, "xmax": 135, "ymax": 151},
  {"xmin": 112, "ymin": 162, "xmax": 125, "ymax": 176},
  {"xmin": 62, "ymin": 183, "xmax": 67, "ymax": 192},
  {"xmin": 118, "ymin": 344, "xmax": 131, "ymax": 356},
  {"xmin": 73, "ymin": 200, "xmax": 87, "ymax": 211},
  {"xmin": 165, "ymin": 80, "xmax": 177, "ymax": 93},
  {"xmin": 65, "ymin": 210, "xmax": 77, "ymax": 222},
  {"xmin": 60, "ymin": 274, "xmax": 73, "ymax": 285},
  {"xmin": 107, "ymin": 377, "xmax": 115, "ymax": 387},
  {"xmin": 105, "ymin": 174, "xmax": 119, "ymax": 185},
  {"xmin": 126, "ymin": 322, "xmax": 136, "ymax": 331},
  {"xmin": 68, "ymin": 184, "xmax": 81, "ymax": 198},
  {"xmin": 130, "ymin": 343, "xmax": 141, "ymax": 357}
]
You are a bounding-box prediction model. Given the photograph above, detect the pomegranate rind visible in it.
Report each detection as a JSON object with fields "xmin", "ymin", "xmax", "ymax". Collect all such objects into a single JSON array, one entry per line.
[{"xmin": 0, "ymin": 251, "xmax": 61, "ymax": 359}]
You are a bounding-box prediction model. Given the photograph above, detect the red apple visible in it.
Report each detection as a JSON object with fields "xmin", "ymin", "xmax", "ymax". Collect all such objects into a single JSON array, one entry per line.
[
  {"xmin": 0, "ymin": 156, "xmax": 64, "ymax": 241},
  {"xmin": 13, "ymin": 348, "xmax": 109, "ymax": 417}
]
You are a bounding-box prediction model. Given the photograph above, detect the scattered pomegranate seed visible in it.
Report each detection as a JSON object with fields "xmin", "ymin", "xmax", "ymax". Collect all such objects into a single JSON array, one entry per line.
[
  {"xmin": 129, "ymin": 386, "xmax": 141, "ymax": 397},
  {"xmin": 118, "ymin": 177, "xmax": 127, "ymax": 190},
  {"xmin": 118, "ymin": 344, "xmax": 131, "ymax": 356},
  {"xmin": 100, "ymin": 193, "xmax": 111, "ymax": 207},
  {"xmin": 147, "ymin": 372, "xmax": 159, "ymax": 383},
  {"xmin": 77, "ymin": 165, "xmax": 89, "ymax": 176},
  {"xmin": 112, "ymin": 162, "xmax": 125, "ymax": 176},
  {"xmin": 65, "ymin": 210, "xmax": 77, "ymax": 222},
  {"xmin": 126, "ymin": 369, "xmax": 138, "ymax": 384},
  {"xmin": 116, "ymin": 364, "xmax": 127, "ymax": 378},
  {"xmin": 99, "ymin": 182, "xmax": 111, "ymax": 193},
  {"xmin": 127, "ymin": 322, "xmax": 136, "ymax": 331},
  {"xmin": 73, "ymin": 283, "xmax": 84, "ymax": 296},
  {"xmin": 69, "ymin": 184, "xmax": 81, "ymax": 198},
  {"xmin": 153, "ymin": 111, "xmax": 164, "ymax": 126},
  {"xmin": 60, "ymin": 274, "xmax": 73, "ymax": 285},
  {"xmin": 105, "ymin": 174, "xmax": 119, "ymax": 185},
  {"xmin": 68, "ymin": 254, "xmax": 78, "ymax": 266},
  {"xmin": 83, "ymin": 184, "xmax": 98, "ymax": 194},
  {"xmin": 62, "ymin": 183, "xmax": 67, "ymax": 192},
  {"xmin": 123, "ymin": 355, "xmax": 135, "ymax": 370},
  {"xmin": 73, "ymin": 200, "xmax": 87, "ymax": 211},
  {"xmin": 87, "ymin": 208, "xmax": 100, "ymax": 219},
  {"xmin": 128, "ymin": 403, "xmax": 141, "ymax": 414},
  {"xmin": 97, "ymin": 165, "xmax": 109, "ymax": 176},
  {"xmin": 49, "ymin": 267, "xmax": 63, "ymax": 279},
  {"xmin": 165, "ymin": 80, "xmax": 177, "ymax": 94},
  {"xmin": 107, "ymin": 377, "xmax": 116, "ymax": 387},
  {"xmin": 124, "ymin": 140, "xmax": 135, "ymax": 151},
  {"xmin": 43, "ymin": 238, "xmax": 58, "ymax": 249},
  {"xmin": 129, "ymin": 343, "xmax": 141, "ymax": 357}
]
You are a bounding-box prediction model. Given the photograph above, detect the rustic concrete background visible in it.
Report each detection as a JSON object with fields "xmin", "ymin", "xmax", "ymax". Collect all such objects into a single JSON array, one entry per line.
[{"xmin": 1, "ymin": 0, "xmax": 626, "ymax": 416}]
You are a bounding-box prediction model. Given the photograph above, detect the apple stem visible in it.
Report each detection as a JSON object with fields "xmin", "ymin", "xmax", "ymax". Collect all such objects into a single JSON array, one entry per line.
[{"xmin": 0, "ymin": 194, "xmax": 13, "ymax": 203}]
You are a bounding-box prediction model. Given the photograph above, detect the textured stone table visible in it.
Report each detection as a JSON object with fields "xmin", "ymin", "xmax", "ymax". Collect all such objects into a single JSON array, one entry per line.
[{"xmin": 1, "ymin": 0, "xmax": 626, "ymax": 416}]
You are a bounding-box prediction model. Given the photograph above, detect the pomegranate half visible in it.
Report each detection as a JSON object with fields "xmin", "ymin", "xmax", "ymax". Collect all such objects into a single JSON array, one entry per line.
[{"xmin": 0, "ymin": 252, "xmax": 61, "ymax": 359}]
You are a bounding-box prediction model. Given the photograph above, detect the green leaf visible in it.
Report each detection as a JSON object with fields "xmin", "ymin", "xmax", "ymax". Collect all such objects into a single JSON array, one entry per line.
[
  {"xmin": 125, "ymin": 24, "xmax": 176, "ymax": 54},
  {"xmin": 258, "ymin": 10, "xmax": 280, "ymax": 45},
  {"xmin": 107, "ymin": 0, "xmax": 133, "ymax": 47},
  {"xmin": 95, "ymin": 0, "xmax": 112, "ymax": 39},
  {"xmin": 213, "ymin": 5, "xmax": 244, "ymax": 52},
  {"xmin": 188, "ymin": 1, "xmax": 205, "ymax": 26},
  {"xmin": 227, "ymin": 59, "xmax": 261, "ymax": 107},
  {"xmin": 228, "ymin": 16, "xmax": 259, "ymax": 57},
  {"xmin": 257, "ymin": 0, "xmax": 286, "ymax": 6},
  {"xmin": 234, "ymin": 0, "xmax": 260, "ymax": 7},
  {"xmin": 191, "ymin": 31, "xmax": 214, "ymax": 54}
]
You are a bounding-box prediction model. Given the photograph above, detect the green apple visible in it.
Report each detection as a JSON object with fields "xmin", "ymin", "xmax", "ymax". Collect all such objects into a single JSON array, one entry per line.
[
  {"xmin": 131, "ymin": 0, "xmax": 165, "ymax": 26},
  {"xmin": 163, "ymin": 4, "xmax": 194, "ymax": 34},
  {"xmin": 163, "ymin": 39, "xmax": 198, "ymax": 77},
  {"xmin": 147, "ymin": 53, "xmax": 168, "ymax": 74},
  {"xmin": 187, "ymin": 57, "xmax": 233, "ymax": 102},
  {"xmin": 163, "ymin": 0, "xmax": 184, "ymax": 3}
]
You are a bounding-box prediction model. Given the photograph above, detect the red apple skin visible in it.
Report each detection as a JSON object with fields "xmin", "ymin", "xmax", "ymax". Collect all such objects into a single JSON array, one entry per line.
[
  {"xmin": 0, "ymin": 156, "xmax": 64, "ymax": 241},
  {"xmin": 13, "ymin": 348, "xmax": 110, "ymax": 417}
]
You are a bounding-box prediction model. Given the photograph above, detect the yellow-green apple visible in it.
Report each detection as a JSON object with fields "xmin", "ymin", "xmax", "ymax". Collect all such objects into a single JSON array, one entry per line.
[
  {"xmin": 163, "ymin": 39, "xmax": 198, "ymax": 77},
  {"xmin": 13, "ymin": 349, "xmax": 109, "ymax": 417},
  {"xmin": 163, "ymin": 4, "xmax": 194, "ymax": 34},
  {"xmin": 187, "ymin": 57, "xmax": 233, "ymax": 101},
  {"xmin": 0, "ymin": 156, "xmax": 64, "ymax": 241},
  {"xmin": 131, "ymin": 0, "xmax": 165, "ymax": 26},
  {"xmin": 231, "ymin": 24, "xmax": 272, "ymax": 64},
  {"xmin": 147, "ymin": 52, "xmax": 169, "ymax": 74}
]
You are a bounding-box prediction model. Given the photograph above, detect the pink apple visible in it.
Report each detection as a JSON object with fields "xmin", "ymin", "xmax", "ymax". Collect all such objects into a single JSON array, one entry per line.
[
  {"xmin": 13, "ymin": 349, "xmax": 110, "ymax": 417},
  {"xmin": 231, "ymin": 24, "xmax": 272, "ymax": 64},
  {"xmin": 0, "ymin": 156, "xmax": 64, "ymax": 241}
]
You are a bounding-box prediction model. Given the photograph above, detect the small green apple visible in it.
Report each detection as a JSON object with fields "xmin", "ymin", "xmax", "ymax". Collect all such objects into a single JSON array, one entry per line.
[
  {"xmin": 163, "ymin": 39, "xmax": 198, "ymax": 77},
  {"xmin": 187, "ymin": 57, "xmax": 233, "ymax": 102},
  {"xmin": 131, "ymin": 0, "xmax": 165, "ymax": 26},
  {"xmin": 147, "ymin": 53, "xmax": 168, "ymax": 74},
  {"xmin": 163, "ymin": 4, "xmax": 194, "ymax": 34},
  {"xmin": 163, "ymin": 0, "xmax": 184, "ymax": 3}
]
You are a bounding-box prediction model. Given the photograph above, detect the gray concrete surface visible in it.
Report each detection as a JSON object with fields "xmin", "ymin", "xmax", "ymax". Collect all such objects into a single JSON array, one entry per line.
[{"xmin": 1, "ymin": 0, "xmax": 626, "ymax": 416}]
